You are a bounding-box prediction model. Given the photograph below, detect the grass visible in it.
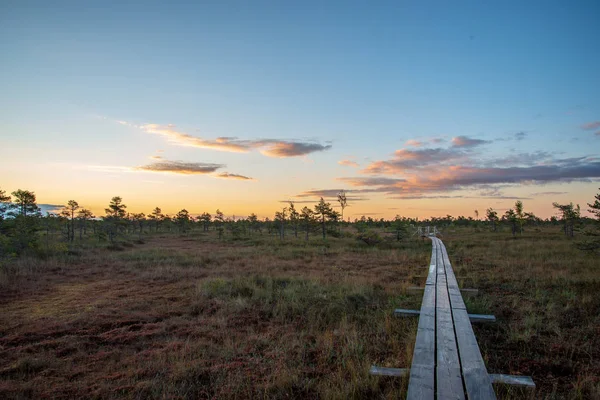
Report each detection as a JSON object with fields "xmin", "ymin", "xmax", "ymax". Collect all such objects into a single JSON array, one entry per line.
[{"xmin": 0, "ymin": 227, "xmax": 598, "ymax": 399}]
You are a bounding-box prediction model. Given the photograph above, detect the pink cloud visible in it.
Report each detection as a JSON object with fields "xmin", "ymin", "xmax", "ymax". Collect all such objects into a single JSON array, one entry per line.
[
  {"xmin": 338, "ymin": 159, "xmax": 359, "ymax": 167},
  {"xmin": 118, "ymin": 121, "xmax": 331, "ymax": 157},
  {"xmin": 581, "ymin": 121, "xmax": 600, "ymax": 130},
  {"xmin": 451, "ymin": 135, "xmax": 490, "ymax": 148},
  {"xmin": 404, "ymin": 139, "xmax": 423, "ymax": 147}
]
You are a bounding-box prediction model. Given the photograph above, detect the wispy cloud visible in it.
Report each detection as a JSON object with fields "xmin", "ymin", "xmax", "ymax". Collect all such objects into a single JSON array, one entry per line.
[
  {"xmin": 581, "ymin": 121, "xmax": 600, "ymax": 131},
  {"xmin": 338, "ymin": 177, "xmax": 406, "ymax": 186},
  {"xmin": 86, "ymin": 156, "xmax": 254, "ymax": 181},
  {"xmin": 530, "ymin": 191, "xmax": 567, "ymax": 196},
  {"xmin": 135, "ymin": 160, "xmax": 224, "ymax": 174},
  {"xmin": 451, "ymin": 135, "xmax": 490, "ymax": 148},
  {"xmin": 404, "ymin": 139, "xmax": 423, "ymax": 147},
  {"xmin": 118, "ymin": 121, "xmax": 332, "ymax": 158},
  {"xmin": 294, "ymin": 189, "xmax": 369, "ymax": 201},
  {"xmin": 514, "ymin": 131, "xmax": 527, "ymax": 141},
  {"xmin": 338, "ymin": 159, "xmax": 359, "ymax": 167},
  {"xmin": 259, "ymin": 141, "xmax": 331, "ymax": 157},
  {"xmin": 215, "ymin": 173, "xmax": 255, "ymax": 181}
]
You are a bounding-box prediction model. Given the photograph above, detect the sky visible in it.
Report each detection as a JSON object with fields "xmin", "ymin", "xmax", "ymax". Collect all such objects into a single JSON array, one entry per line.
[{"xmin": 1, "ymin": 1, "xmax": 599, "ymax": 220}]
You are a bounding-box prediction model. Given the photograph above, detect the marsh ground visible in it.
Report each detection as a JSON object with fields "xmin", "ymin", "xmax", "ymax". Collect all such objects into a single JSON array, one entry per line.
[{"xmin": 0, "ymin": 228, "xmax": 598, "ymax": 399}]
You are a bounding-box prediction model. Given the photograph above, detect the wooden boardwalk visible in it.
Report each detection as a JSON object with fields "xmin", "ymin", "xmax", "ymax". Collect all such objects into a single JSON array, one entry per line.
[{"xmin": 407, "ymin": 236, "xmax": 496, "ymax": 400}]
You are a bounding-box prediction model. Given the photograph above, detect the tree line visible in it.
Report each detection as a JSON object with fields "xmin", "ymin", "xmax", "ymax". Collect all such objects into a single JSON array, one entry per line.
[{"xmin": 1, "ymin": 187, "xmax": 599, "ymax": 257}]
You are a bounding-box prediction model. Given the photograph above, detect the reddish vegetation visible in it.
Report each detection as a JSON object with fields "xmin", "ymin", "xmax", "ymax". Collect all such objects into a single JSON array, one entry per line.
[{"xmin": 1, "ymin": 230, "xmax": 598, "ymax": 399}]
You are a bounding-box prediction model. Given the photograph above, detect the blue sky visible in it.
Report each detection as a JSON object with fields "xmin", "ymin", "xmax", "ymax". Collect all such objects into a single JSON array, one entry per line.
[{"xmin": 1, "ymin": 1, "xmax": 599, "ymax": 218}]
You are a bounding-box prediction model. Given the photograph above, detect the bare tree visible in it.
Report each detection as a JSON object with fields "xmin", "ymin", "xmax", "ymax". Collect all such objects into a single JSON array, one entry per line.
[{"xmin": 337, "ymin": 190, "xmax": 348, "ymax": 223}]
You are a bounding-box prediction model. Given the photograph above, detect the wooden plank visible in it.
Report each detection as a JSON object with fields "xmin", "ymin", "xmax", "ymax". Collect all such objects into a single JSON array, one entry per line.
[
  {"xmin": 426, "ymin": 265, "xmax": 437, "ymax": 285},
  {"xmin": 370, "ymin": 366, "xmax": 409, "ymax": 377},
  {"xmin": 422, "ymin": 284, "xmax": 435, "ymax": 308},
  {"xmin": 448, "ymin": 287, "xmax": 467, "ymax": 310},
  {"xmin": 436, "ymin": 274, "xmax": 450, "ymax": 309},
  {"xmin": 467, "ymin": 314, "xmax": 496, "ymax": 323},
  {"xmin": 394, "ymin": 309, "xmax": 495, "ymax": 324},
  {"xmin": 445, "ymin": 268, "xmax": 460, "ymax": 289},
  {"xmin": 407, "ymin": 287, "xmax": 479, "ymax": 296},
  {"xmin": 439, "ymin": 240, "xmax": 452, "ymax": 268},
  {"xmin": 435, "ymin": 247, "xmax": 465, "ymax": 400},
  {"xmin": 437, "ymin": 241, "xmax": 445, "ymax": 274},
  {"xmin": 407, "ymin": 365, "xmax": 435, "ymax": 400},
  {"xmin": 452, "ymin": 308, "xmax": 497, "ymax": 399},
  {"xmin": 489, "ymin": 374, "xmax": 535, "ymax": 388},
  {"xmin": 436, "ymin": 307, "xmax": 465, "ymax": 399},
  {"xmin": 394, "ymin": 309, "xmax": 421, "ymax": 317},
  {"xmin": 407, "ymin": 237, "xmax": 437, "ymax": 400}
]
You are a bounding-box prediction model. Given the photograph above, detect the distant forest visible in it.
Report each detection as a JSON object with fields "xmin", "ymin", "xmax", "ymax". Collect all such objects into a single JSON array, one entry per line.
[{"xmin": 1, "ymin": 187, "xmax": 599, "ymax": 257}]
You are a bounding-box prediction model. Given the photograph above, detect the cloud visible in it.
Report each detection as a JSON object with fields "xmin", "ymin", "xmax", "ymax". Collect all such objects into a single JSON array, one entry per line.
[
  {"xmin": 484, "ymin": 151, "xmax": 553, "ymax": 167},
  {"xmin": 302, "ymin": 156, "xmax": 600, "ymax": 200},
  {"xmin": 135, "ymin": 160, "xmax": 225, "ymax": 175},
  {"xmin": 119, "ymin": 121, "xmax": 332, "ymax": 158},
  {"xmin": 338, "ymin": 159, "xmax": 359, "ymax": 167},
  {"xmin": 294, "ymin": 189, "xmax": 369, "ymax": 201},
  {"xmin": 139, "ymin": 123, "xmax": 251, "ymax": 152},
  {"xmin": 405, "ymin": 139, "xmax": 423, "ymax": 147},
  {"xmin": 514, "ymin": 131, "xmax": 527, "ymax": 141},
  {"xmin": 39, "ymin": 204, "xmax": 64, "ymax": 214},
  {"xmin": 295, "ymin": 189, "xmax": 348, "ymax": 198},
  {"xmin": 581, "ymin": 121, "xmax": 600, "ymax": 130},
  {"xmin": 215, "ymin": 173, "xmax": 255, "ymax": 181},
  {"xmin": 278, "ymin": 200, "xmax": 321, "ymax": 204},
  {"xmin": 451, "ymin": 135, "xmax": 491, "ymax": 148},
  {"xmin": 530, "ymin": 191, "xmax": 567, "ymax": 196},
  {"xmin": 338, "ymin": 177, "xmax": 406, "ymax": 186},
  {"xmin": 595, "ymin": 131, "xmax": 600, "ymax": 137},
  {"xmin": 259, "ymin": 141, "xmax": 332, "ymax": 157},
  {"xmin": 362, "ymin": 147, "xmax": 465, "ymax": 174}
]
